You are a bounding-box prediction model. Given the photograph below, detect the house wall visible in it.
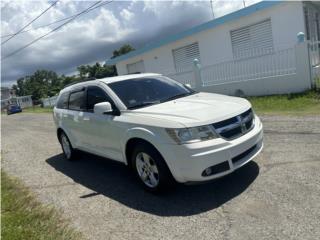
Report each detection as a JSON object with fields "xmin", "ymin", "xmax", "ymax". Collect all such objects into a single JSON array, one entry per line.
[
  {"xmin": 116, "ymin": 1, "xmax": 305, "ymax": 75},
  {"xmin": 1, "ymin": 87, "xmax": 12, "ymax": 100}
]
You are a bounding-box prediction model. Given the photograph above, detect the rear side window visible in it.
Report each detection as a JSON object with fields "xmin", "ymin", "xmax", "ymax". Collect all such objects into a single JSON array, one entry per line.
[
  {"xmin": 68, "ymin": 91, "xmax": 85, "ymax": 111},
  {"xmin": 87, "ymin": 86, "xmax": 112, "ymax": 112},
  {"xmin": 56, "ymin": 92, "xmax": 69, "ymax": 109}
]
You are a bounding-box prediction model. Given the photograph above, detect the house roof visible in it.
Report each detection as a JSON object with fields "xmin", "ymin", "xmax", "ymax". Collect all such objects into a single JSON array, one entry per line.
[{"xmin": 105, "ymin": 0, "xmax": 281, "ymax": 65}]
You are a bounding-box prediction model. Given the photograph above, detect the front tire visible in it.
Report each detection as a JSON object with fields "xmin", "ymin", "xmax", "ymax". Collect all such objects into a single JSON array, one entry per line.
[
  {"xmin": 131, "ymin": 143, "xmax": 175, "ymax": 192},
  {"xmin": 59, "ymin": 132, "xmax": 76, "ymax": 161}
]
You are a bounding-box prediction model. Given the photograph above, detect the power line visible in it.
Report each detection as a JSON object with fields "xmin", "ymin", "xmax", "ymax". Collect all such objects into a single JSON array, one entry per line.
[
  {"xmin": 2, "ymin": 1, "xmax": 113, "ymax": 61},
  {"xmin": 210, "ymin": 0, "xmax": 215, "ymax": 19},
  {"xmin": 1, "ymin": 1, "xmax": 113, "ymax": 39},
  {"xmin": 1, "ymin": 1, "xmax": 59, "ymax": 45}
]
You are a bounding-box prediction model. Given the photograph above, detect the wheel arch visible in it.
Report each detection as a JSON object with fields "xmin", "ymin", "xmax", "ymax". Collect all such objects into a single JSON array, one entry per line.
[
  {"xmin": 125, "ymin": 137, "xmax": 162, "ymax": 169},
  {"xmin": 57, "ymin": 127, "xmax": 65, "ymax": 143}
]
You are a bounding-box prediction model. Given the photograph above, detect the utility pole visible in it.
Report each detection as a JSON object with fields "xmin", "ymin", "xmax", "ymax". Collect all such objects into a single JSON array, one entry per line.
[
  {"xmin": 210, "ymin": 0, "xmax": 215, "ymax": 19},
  {"xmin": 243, "ymin": 0, "xmax": 246, "ymax": 7}
]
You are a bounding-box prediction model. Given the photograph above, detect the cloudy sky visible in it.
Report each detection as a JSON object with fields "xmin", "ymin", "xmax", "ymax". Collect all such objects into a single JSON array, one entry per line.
[{"xmin": 1, "ymin": 0, "xmax": 260, "ymax": 86}]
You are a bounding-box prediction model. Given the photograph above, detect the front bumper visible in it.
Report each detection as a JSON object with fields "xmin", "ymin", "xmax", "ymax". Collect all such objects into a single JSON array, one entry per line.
[{"xmin": 157, "ymin": 116, "xmax": 263, "ymax": 183}]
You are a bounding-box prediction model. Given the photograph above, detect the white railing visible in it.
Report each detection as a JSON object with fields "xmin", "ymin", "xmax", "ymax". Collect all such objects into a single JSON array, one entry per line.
[
  {"xmin": 200, "ymin": 48, "xmax": 296, "ymax": 86},
  {"xmin": 42, "ymin": 96, "xmax": 58, "ymax": 107},
  {"xmin": 166, "ymin": 70, "xmax": 195, "ymax": 87},
  {"xmin": 157, "ymin": 65, "xmax": 196, "ymax": 87}
]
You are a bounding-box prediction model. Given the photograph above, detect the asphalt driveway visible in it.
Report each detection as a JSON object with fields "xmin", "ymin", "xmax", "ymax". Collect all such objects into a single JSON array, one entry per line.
[{"xmin": 2, "ymin": 113, "xmax": 320, "ymax": 240}]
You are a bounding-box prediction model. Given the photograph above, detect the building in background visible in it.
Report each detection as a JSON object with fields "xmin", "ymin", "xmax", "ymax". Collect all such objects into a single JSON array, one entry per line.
[
  {"xmin": 1, "ymin": 87, "xmax": 14, "ymax": 100},
  {"xmin": 106, "ymin": 1, "xmax": 320, "ymax": 96},
  {"xmin": 1, "ymin": 87, "xmax": 33, "ymax": 109}
]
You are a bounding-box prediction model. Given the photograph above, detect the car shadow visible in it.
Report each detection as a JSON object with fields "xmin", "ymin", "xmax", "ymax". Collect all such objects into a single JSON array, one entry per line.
[{"xmin": 46, "ymin": 152, "xmax": 259, "ymax": 217}]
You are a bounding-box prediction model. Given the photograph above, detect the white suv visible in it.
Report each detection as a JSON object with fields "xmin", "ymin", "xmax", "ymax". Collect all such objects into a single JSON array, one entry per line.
[{"xmin": 53, "ymin": 73, "xmax": 263, "ymax": 192}]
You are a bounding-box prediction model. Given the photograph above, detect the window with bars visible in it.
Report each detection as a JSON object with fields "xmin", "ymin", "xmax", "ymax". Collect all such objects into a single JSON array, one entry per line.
[
  {"xmin": 127, "ymin": 60, "xmax": 145, "ymax": 74},
  {"xmin": 172, "ymin": 42, "xmax": 200, "ymax": 72},
  {"xmin": 231, "ymin": 19, "xmax": 274, "ymax": 59}
]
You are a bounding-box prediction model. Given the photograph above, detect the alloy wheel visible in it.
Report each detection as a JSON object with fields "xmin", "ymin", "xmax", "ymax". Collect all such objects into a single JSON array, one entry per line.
[
  {"xmin": 135, "ymin": 152, "xmax": 160, "ymax": 188},
  {"xmin": 61, "ymin": 134, "xmax": 72, "ymax": 159}
]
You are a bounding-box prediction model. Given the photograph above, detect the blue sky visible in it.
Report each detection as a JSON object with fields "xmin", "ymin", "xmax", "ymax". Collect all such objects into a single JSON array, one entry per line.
[{"xmin": 1, "ymin": 0, "xmax": 259, "ymax": 86}]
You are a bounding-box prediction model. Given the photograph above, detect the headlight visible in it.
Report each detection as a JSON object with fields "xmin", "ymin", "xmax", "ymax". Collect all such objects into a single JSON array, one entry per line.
[{"xmin": 166, "ymin": 125, "xmax": 218, "ymax": 144}]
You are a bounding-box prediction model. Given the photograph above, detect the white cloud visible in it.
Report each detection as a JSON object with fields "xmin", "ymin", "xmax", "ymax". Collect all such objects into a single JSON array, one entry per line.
[{"xmin": 120, "ymin": 9, "xmax": 134, "ymax": 22}]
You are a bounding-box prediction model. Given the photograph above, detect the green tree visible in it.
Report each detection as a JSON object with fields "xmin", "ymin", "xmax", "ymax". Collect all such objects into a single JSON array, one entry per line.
[
  {"xmin": 111, "ymin": 44, "xmax": 135, "ymax": 59},
  {"xmin": 76, "ymin": 62, "xmax": 117, "ymax": 79},
  {"xmin": 76, "ymin": 44, "xmax": 134, "ymax": 79},
  {"xmin": 12, "ymin": 70, "xmax": 62, "ymax": 100}
]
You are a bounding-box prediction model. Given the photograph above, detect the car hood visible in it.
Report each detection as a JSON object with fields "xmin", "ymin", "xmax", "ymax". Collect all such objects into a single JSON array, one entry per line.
[{"xmin": 128, "ymin": 92, "xmax": 251, "ymax": 128}]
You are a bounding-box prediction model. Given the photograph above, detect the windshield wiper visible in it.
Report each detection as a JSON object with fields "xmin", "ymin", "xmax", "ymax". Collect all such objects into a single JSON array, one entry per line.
[
  {"xmin": 161, "ymin": 92, "xmax": 194, "ymax": 103},
  {"xmin": 128, "ymin": 101, "xmax": 160, "ymax": 110}
]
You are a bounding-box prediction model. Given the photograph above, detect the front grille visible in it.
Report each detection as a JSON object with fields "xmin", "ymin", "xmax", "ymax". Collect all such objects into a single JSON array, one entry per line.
[
  {"xmin": 232, "ymin": 144, "xmax": 257, "ymax": 165},
  {"xmin": 212, "ymin": 108, "xmax": 254, "ymax": 140}
]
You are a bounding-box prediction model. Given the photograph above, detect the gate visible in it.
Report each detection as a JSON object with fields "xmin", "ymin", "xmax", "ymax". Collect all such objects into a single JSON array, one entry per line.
[{"xmin": 308, "ymin": 40, "xmax": 320, "ymax": 89}]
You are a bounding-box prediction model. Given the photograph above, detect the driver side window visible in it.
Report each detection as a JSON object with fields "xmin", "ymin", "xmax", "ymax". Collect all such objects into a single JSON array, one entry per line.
[{"xmin": 86, "ymin": 86, "xmax": 113, "ymax": 112}]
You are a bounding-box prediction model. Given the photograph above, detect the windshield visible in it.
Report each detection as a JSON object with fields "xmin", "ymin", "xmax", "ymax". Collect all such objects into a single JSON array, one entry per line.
[{"xmin": 108, "ymin": 76, "xmax": 196, "ymax": 109}]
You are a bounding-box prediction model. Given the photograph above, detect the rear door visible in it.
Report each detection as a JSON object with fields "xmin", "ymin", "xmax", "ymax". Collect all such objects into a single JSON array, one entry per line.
[{"xmin": 65, "ymin": 88, "xmax": 86, "ymax": 148}]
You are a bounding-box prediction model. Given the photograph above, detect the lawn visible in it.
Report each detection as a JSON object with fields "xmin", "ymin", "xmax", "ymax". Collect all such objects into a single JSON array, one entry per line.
[
  {"xmin": 248, "ymin": 90, "xmax": 320, "ymax": 115},
  {"xmin": 1, "ymin": 171, "xmax": 82, "ymax": 240},
  {"xmin": 22, "ymin": 106, "xmax": 53, "ymax": 113}
]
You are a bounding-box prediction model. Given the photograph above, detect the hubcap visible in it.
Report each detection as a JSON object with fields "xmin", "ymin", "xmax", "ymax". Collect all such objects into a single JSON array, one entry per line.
[
  {"xmin": 135, "ymin": 152, "xmax": 159, "ymax": 188},
  {"xmin": 61, "ymin": 134, "xmax": 71, "ymax": 159}
]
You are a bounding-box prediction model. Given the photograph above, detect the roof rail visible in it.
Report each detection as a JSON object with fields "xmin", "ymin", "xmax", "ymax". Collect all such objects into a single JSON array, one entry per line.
[
  {"xmin": 63, "ymin": 77, "xmax": 96, "ymax": 88},
  {"xmin": 124, "ymin": 72, "xmax": 141, "ymax": 75}
]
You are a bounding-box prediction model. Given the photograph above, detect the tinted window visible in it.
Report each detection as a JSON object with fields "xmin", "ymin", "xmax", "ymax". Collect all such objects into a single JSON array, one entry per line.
[
  {"xmin": 68, "ymin": 91, "xmax": 85, "ymax": 110},
  {"xmin": 56, "ymin": 92, "xmax": 69, "ymax": 109},
  {"xmin": 87, "ymin": 86, "xmax": 111, "ymax": 111},
  {"xmin": 108, "ymin": 76, "xmax": 195, "ymax": 109}
]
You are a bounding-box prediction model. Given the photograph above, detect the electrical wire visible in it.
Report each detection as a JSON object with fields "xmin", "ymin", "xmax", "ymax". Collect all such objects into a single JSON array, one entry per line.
[
  {"xmin": 1, "ymin": 1, "xmax": 113, "ymax": 39},
  {"xmin": 1, "ymin": 1, "xmax": 59, "ymax": 45},
  {"xmin": 2, "ymin": 1, "xmax": 114, "ymax": 61}
]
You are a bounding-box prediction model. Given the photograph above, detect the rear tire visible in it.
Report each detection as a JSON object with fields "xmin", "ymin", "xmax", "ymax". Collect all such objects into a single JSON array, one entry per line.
[
  {"xmin": 59, "ymin": 132, "xmax": 77, "ymax": 161},
  {"xmin": 131, "ymin": 143, "xmax": 175, "ymax": 193}
]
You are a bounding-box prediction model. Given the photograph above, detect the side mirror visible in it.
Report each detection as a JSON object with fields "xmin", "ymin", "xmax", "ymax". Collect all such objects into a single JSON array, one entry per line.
[
  {"xmin": 93, "ymin": 102, "xmax": 113, "ymax": 115},
  {"xmin": 184, "ymin": 83, "xmax": 192, "ymax": 89}
]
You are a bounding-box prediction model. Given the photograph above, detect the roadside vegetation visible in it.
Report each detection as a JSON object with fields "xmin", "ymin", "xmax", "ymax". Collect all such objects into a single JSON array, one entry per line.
[
  {"xmin": 248, "ymin": 90, "xmax": 320, "ymax": 115},
  {"xmin": 1, "ymin": 171, "xmax": 82, "ymax": 240},
  {"xmin": 22, "ymin": 106, "xmax": 53, "ymax": 113}
]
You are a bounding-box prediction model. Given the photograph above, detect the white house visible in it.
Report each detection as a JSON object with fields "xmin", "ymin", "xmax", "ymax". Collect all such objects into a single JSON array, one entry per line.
[{"xmin": 106, "ymin": 1, "xmax": 320, "ymax": 95}]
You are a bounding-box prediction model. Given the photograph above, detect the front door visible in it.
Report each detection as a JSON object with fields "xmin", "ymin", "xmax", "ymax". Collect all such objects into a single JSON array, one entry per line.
[{"xmin": 81, "ymin": 85, "xmax": 123, "ymax": 162}]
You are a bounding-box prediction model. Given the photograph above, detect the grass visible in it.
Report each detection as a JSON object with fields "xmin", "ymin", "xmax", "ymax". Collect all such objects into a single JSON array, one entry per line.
[
  {"xmin": 22, "ymin": 106, "xmax": 53, "ymax": 113},
  {"xmin": 1, "ymin": 171, "xmax": 82, "ymax": 240},
  {"xmin": 248, "ymin": 90, "xmax": 320, "ymax": 115}
]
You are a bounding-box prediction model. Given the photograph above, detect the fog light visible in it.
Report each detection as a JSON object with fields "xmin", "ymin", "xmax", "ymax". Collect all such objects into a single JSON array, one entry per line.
[
  {"xmin": 204, "ymin": 167, "xmax": 212, "ymax": 176},
  {"xmin": 201, "ymin": 161, "xmax": 230, "ymax": 177}
]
